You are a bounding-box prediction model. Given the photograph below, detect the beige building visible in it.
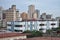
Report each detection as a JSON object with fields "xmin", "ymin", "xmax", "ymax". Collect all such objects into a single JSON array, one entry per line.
[
  {"xmin": 21, "ymin": 12, "xmax": 29, "ymax": 20},
  {"xmin": 35, "ymin": 10, "xmax": 40, "ymax": 19},
  {"xmin": 3, "ymin": 5, "xmax": 20, "ymax": 22},
  {"xmin": 32, "ymin": 12, "xmax": 38, "ymax": 19},
  {"xmin": 28, "ymin": 5, "xmax": 35, "ymax": 19},
  {"xmin": 32, "ymin": 10, "xmax": 40, "ymax": 19}
]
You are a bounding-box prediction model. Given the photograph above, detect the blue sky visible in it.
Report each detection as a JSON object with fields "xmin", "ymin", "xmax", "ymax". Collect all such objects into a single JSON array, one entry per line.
[{"xmin": 0, "ymin": 0, "xmax": 60, "ymax": 17}]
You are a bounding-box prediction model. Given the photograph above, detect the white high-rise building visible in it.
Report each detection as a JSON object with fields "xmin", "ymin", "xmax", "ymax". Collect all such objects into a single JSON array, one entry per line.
[{"xmin": 28, "ymin": 5, "xmax": 35, "ymax": 19}]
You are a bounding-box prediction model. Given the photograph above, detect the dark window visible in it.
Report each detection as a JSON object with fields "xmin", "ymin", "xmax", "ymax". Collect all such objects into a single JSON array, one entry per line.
[
  {"xmin": 14, "ymin": 30, "xmax": 22, "ymax": 32},
  {"xmin": 15, "ymin": 25, "xmax": 22, "ymax": 27},
  {"xmin": 51, "ymin": 23, "xmax": 56, "ymax": 25},
  {"xmin": 59, "ymin": 23, "xmax": 60, "ymax": 27},
  {"xmin": 39, "ymin": 24, "xmax": 45, "ymax": 26},
  {"xmin": 39, "ymin": 28, "xmax": 44, "ymax": 30},
  {"xmin": 7, "ymin": 24, "xmax": 11, "ymax": 26},
  {"xmin": 3, "ymin": 13, "xmax": 6, "ymax": 19}
]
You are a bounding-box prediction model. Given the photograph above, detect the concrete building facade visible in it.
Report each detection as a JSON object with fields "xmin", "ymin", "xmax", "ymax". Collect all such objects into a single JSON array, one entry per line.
[
  {"xmin": 28, "ymin": 5, "xmax": 35, "ymax": 19},
  {"xmin": 7, "ymin": 20, "xmax": 58, "ymax": 33},
  {"xmin": 35, "ymin": 9, "xmax": 40, "ymax": 19},
  {"xmin": 0, "ymin": 7, "xmax": 4, "ymax": 27},
  {"xmin": 40, "ymin": 13, "xmax": 52, "ymax": 20},
  {"xmin": 3, "ymin": 5, "xmax": 20, "ymax": 22}
]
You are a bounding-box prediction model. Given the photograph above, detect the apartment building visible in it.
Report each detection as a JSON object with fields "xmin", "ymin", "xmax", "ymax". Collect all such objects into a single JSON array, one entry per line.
[
  {"xmin": 40, "ymin": 13, "xmax": 52, "ymax": 20},
  {"xmin": 3, "ymin": 5, "xmax": 20, "ymax": 22},
  {"xmin": 28, "ymin": 5, "xmax": 35, "ymax": 18},
  {"xmin": 0, "ymin": 7, "xmax": 5, "ymax": 27},
  {"xmin": 28, "ymin": 5, "xmax": 40, "ymax": 19}
]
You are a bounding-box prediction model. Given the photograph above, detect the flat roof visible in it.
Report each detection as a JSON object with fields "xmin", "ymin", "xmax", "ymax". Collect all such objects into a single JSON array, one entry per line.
[
  {"xmin": 7, "ymin": 19, "xmax": 57, "ymax": 22},
  {"xmin": 0, "ymin": 32, "xmax": 26, "ymax": 38}
]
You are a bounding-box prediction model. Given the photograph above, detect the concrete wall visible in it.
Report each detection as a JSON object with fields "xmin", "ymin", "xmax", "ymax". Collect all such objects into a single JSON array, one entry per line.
[
  {"xmin": 7, "ymin": 20, "xmax": 58, "ymax": 33},
  {"xmin": 0, "ymin": 36, "xmax": 26, "ymax": 40}
]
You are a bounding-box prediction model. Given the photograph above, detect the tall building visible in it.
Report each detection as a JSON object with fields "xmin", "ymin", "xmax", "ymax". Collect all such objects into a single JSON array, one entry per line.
[
  {"xmin": 35, "ymin": 9, "xmax": 40, "ymax": 19},
  {"xmin": 0, "ymin": 7, "xmax": 3, "ymax": 21},
  {"xmin": 40, "ymin": 13, "xmax": 52, "ymax": 20},
  {"xmin": 16, "ymin": 10, "xmax": 21, "ymax": 21},
  {"xmin": 40, "ymin": 13, "xmax": 46, "ymax": 20},
  {"xmin": 0, "ymin": 7, "xmax": 6, "ymax": 27},
  {"xmin": 0, "ymin": 7, "xmax": 3, "ymax": 27},
  {"xmin": 46, "ymin": 14, "xmax": 52, "ymax": 20},
  {"xmin": 28, "ymin": 5, "xmax": 35, "ymax": 19},
  {"xmin": 32, "ymin": 11, "xmax": 38, "ymax": 19},
  {"xmin": 3, "ymin": 5, "xmax": 20, "ymax": 22}
]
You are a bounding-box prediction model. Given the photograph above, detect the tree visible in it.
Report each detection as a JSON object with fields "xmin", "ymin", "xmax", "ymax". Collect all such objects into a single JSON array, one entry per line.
[
  {"xmin": 23, "ymin": 30, "xmax": 43, "ymax": 38},
  {"xmin": 23, "ymin": 30, "xmax": 32, "ymax": 33},
  {"xmin": 31, "ymin": 30, "xmax": 43, "ymax": 37}
]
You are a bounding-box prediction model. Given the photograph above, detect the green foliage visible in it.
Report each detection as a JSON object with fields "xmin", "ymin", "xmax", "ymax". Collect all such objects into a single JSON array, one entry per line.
[
  {"xmin": 23, "ymin": 30, "xmax": 32, "ymax": 33},
  {"xmin": 31, "ymin": 30, "xmax": 43, "ymax": 37},
  {"xmin": 56, "ymin": 27, "xmax": 60, "ymax": 29},
  {"xmin": 46, "ymin": 29, "xmax": 52, "ymax": 34},
  {"xmin": 23, "ymin": 30, "xmax": 43, "ymax": 38},
  {"xmin": 51, "ymin": 27, "xmax": 60, "ymax": 31}
]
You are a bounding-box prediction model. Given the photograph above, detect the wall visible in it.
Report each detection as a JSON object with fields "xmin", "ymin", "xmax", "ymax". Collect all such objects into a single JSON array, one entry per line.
[
  {"xmin": 7, "ymin": 20, "xmax": 58, "ymax": 33},
  {"xmin": 0, "ymin": 36, "xmax": 26, "ymax": 40}
]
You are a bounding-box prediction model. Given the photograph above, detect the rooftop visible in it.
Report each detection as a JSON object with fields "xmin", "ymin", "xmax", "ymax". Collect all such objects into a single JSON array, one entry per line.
[{"xmin": 0, "ymin": 32, "xmax": 26, "ymax": 38}]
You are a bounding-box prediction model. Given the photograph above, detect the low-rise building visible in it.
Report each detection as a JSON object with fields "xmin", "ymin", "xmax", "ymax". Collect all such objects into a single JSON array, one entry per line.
[
  {"xmin": 7, "ymin": 19, "xmax": 58, "ymax": 33},
  {"xmin": 0, "ymin": 32, "xmax": 27, "ymax": 40}
]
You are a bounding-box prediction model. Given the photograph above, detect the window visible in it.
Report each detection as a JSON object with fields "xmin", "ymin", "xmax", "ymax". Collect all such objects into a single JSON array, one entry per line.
[
  {"xmin": 51, "ymin": 23, "xmax": 56, "ymax": 25},
  {"xmin": 3, "ymin": 13, "xmax": 6, "ymax": 19},
  {"xmin": 39, "ymin": 24, "xmax": 45, "ymax": 26},
  {"xmin": 15, "ymin": 25, "xmax": 22, "ymax": 27},
  {"xmin": 14, "ymin": 30, "xmax": 22, "ymax": 32},
  {"xmin": 39, "ymin": 28, "xmax": 44, "ymax": 30},
  {"xmin": 7, "ymin": 24, "xmax": 11, "ymax": 26}
]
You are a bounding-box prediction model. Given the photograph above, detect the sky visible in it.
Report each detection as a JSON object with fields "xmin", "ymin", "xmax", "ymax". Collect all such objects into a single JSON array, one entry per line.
[{"xmin": 0, "ymin": 0, "xmax": 60, "ymax": 18}]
